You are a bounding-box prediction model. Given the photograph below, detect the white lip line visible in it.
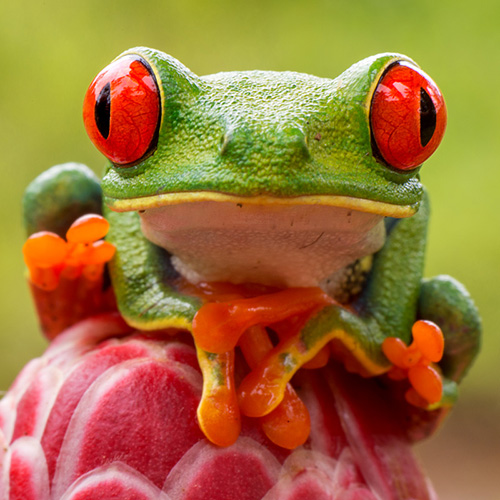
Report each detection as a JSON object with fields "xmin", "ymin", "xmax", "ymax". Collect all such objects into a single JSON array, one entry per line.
[{"xmin": 106, "ymin": 191, "xmax": 418, "ymax": 218}]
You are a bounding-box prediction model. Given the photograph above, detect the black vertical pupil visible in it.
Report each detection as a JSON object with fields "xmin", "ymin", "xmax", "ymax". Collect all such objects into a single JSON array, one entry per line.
[
  {"xmin": 95, "ymin": 83, "xmax": 111, "ymax": 139},
  {"xmin": 420, "ymin": 88, "xmax": 436, "ymax": 147}
]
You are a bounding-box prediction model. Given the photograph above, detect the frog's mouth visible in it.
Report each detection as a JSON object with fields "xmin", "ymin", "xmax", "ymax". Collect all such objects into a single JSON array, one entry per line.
[
  {"xmin": 107, "ymin": 191, "xmax": 417, "ymax": 288},
  {"xmin": 119, "ymin": 194, "xmax": 400, "ymax": 289},
  {"xmin": 106, "ymin": 190, "xmax": 418, "ymax": 218}
]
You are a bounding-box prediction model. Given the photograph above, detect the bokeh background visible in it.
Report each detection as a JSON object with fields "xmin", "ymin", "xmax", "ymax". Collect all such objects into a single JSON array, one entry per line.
[{"xmin": 1, "ymin": 1, "xmax": 498, "ymax": 498}]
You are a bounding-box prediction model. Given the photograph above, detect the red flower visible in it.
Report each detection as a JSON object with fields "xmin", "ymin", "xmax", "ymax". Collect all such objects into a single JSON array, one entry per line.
[{"xmin": 0, "ymin": 313, "xmax": 437, "ymax": 499}]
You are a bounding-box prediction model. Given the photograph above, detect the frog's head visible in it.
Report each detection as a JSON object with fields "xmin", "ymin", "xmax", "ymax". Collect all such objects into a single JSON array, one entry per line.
[{"xmin": 83, "ymin": 48, "xmax": 446, "ymax": 287}]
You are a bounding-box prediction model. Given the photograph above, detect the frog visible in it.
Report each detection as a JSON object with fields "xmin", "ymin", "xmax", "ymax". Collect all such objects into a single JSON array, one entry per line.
[{"xmin": 22, "ymin": 47, "xmax": 481, "ymax": 448}]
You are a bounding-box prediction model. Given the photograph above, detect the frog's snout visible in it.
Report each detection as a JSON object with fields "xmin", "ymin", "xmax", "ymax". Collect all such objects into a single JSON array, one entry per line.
[{"xmin": 219, "ymin": 125, "xmax": 310, "ymax": 165}]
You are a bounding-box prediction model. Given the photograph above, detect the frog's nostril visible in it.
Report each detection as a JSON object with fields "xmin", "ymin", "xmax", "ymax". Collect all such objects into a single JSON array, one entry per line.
[
  {"xmin": 218, "ymin": 126, "xmax": 308, "ymax": 161},
  {"xmin": 219, "ymin": 133, "xmax": 231, "ymax": 155},
  {"xmin": 286, "ymin": 128, "xmax": 309, "ymax": 153}
]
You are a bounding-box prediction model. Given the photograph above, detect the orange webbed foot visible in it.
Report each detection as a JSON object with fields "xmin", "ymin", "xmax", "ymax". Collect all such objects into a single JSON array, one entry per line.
[
  {"xmin": 382, "ymin": 320, "xmax": 445, "ymax": 408},
  {"xmin": 23, "ymin": 214, "xmax": 115, "ymax": 289},
  {"xmin": 23, "ymin": 214, "xmax": 116, "ymax": 338},
  {"xmin": 239, "ymin": 325, "xmax": 311, "ymax": 449},
  {"xmin": 191, "ymin": 285, "xmax": 332, "ymax": 448},
  {"xmin": 191, "ymin": 287, "xmax": 333, "ymax": 353}
]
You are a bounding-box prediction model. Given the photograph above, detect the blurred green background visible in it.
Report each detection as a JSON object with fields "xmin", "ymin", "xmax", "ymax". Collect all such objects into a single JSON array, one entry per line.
[{"xmin": 0, "ymin": 0, "xmax": 498, "ymax": 498}]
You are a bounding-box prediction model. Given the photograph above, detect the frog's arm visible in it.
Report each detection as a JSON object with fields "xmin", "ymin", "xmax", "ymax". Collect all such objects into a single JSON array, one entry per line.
[
  {"xmin": 103, "ymin": 206, "xmax": 201, "ymax": 331},
  {"xmin": 357, "ymin": 189, "xmax": 430, "ymax": 345},
  {"xmin": 23, "ymin": 164, "xmax": 200, "ymax": 331},
  {"xmin": 361, "ymin": 190, "xmax": 481, "ymax": 385}
]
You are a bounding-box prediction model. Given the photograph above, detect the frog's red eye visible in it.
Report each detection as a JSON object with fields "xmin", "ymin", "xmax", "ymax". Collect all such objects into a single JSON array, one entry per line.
[
  {"xmin": 370, "ymin": 62, "xmax": 446, "ymax": 171},
  {"xmin": 83, "ymin": 55, "xmax": 161, "ymax": 166}
]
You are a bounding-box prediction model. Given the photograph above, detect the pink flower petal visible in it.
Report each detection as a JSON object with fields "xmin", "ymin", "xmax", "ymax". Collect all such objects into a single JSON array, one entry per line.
[
  {"xmin": 41, "ymin": 338, "xmax": 159, "ymax": 480},
  {"xmin": 0, "ymin": 316, "xmax": 440, "ymax": 499},
  {"xmin": 5, "ymin": 436, "xmax": 50, "ymax": 500},
  {"xmin": 163, "ymin": 437, "xmax": 281, "ymax": 500},
  {"xmin": 296, "ymin": 372, "xmax": 348, "ymax": 458},
  {"xmin": 52, "ymin": 356, "xmax": 203, "ymax": 497},
  {"xmin": 325, "ymin": 363, "xmax": 437, "ymax": 500},
  {"xmin": 0, "ymin": 358, "xmax": 46, "ymax": 443},
  {"xmin": 44, "ymin": 313, "xmax": 133, "ymax": 368},
  {"xmin": 263, "ymin": 449, "xmax": 375, "ymax": 500},
  {"xmin": 12, "ymin": 365, "xmax": 63, "ymax": 442},
  {"xmin": 59, "ymin": 462, "xmax": 171, "ymax": 500}
]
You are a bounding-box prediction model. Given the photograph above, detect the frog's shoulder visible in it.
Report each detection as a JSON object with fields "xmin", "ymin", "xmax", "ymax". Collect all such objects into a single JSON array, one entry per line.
[{"xmin": 23, "ymin": 163, "xmax": 102, "ymax": 237}]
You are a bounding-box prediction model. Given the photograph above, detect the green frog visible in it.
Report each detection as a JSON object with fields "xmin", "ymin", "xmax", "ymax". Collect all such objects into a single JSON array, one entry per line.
[{"xmin": 22, "ymin": 47, "xmax": 481, "ymax": 448}]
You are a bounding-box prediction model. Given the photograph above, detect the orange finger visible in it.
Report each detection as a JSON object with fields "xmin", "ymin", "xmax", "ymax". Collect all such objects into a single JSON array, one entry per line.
[{"xmin": 66, "ymin": 214, "xmax": 110, "ymax": 244}]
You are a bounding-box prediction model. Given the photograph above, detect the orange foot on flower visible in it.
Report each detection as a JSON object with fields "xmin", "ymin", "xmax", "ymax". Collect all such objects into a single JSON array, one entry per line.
[
  {"xmin": 23, "ymin": 214, "xmax": 116, "ymax": 338},
  {"xmin": 382, "ymin": 320, "xmax": 445, "ymax": 408},
  {"xmin": 190, "ymin": 284, "xmax": 334, "ymax": 450}
]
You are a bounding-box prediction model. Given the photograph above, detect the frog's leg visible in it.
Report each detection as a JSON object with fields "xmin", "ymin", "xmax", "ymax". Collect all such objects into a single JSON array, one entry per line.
[
  {"xmin": 196, "ymin": 347, "xmax": 241, "ymax": 447},
  {"xmin": 237, "ymin": 191, "xmax": 435, "ymax": 417},
  {"xmin": 195, "ymin": 323, "xmax": 310, "ymax": 449},
  {"xmin": 378, "ymin": 275, "xmax": 482, "ymax": 441},
  {"xmin": 22, "ymin": 164, "xmax": 117, "ymax": 338},
  {"xmin": 417, "ymin": 275, "xmax": 481, "ymax": 383},
  {"xmin": 192, "ymin": 287, "xmax": 326, "ymax": 448},
  {"xmin": 238, "ymin": 324, "xmax": 311, "ymax": 449}
]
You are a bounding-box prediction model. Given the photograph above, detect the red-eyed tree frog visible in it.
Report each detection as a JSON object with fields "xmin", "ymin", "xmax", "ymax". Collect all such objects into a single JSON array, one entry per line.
[{"xmin": 22, "ymin": 48, "xmax": 481, "ymax": 448}]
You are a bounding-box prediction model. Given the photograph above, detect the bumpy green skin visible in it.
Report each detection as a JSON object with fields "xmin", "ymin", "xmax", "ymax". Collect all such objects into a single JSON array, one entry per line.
[
  {"xmin": 23, "ymin": 49, "xmax": 481, "ymax": 411},
  {"xmin": 23, "ymin": 163, "xmax": 102, "ymax": 237},
  {"xmin": 103, "ymin": 48, "xmax": 422, "ymax": 209},
  {"xmin": 418, "ymin": 276, "xmax": 481, "ymax": 382}
]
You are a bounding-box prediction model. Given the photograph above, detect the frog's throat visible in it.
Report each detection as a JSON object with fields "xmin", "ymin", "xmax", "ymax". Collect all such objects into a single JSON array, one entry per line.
[{"xmin": 106, "ymin": 191, "xmax": 418, "ymax": 218}]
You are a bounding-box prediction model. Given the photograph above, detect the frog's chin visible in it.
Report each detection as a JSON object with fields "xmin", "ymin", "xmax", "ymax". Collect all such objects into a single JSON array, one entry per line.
[{"xmin": 138, "ymin": 200, "xmax": 387, "ymax": 288}]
